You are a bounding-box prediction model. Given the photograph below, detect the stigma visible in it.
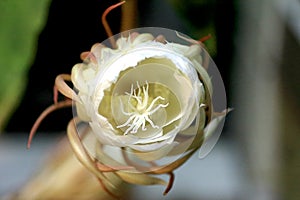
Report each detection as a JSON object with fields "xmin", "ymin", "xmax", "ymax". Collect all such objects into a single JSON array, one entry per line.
[{"xmin": 117, "ymin": 81, "xmax": 169, "ymax": 135}]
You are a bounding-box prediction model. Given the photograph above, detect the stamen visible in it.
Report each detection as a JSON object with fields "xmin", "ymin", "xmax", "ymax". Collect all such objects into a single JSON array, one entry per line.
[
  {"xmin": 145, "ymin": 115, "xmax": 159, "ymax": 129},
  {"xmin": 148, "ymin": 102, "xmax": 169, "ymax": 115},
  {"xmin": 146, "ymin": 96, "xmax": 167, "ymax": 113},
  {"xmin": 116, "ymin": 82, "xmax": 169, "ymax": 135}
]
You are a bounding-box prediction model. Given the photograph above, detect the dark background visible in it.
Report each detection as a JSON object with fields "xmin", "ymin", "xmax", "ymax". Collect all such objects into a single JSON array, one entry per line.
[{"xmin": 5, "ymin": 0, "xmax": 235, "ymax": 133}]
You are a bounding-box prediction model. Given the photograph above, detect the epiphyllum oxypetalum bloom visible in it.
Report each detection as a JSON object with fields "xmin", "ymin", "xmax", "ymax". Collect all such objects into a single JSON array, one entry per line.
[
  {"xmin": 28, "ymin": 27, "xmax": 228, "ymax": 197},
  {"xmin": 69, "ymin": 27, "xmax": 229, "ymax": 172},
  {"xmin": 72, "ymin": 30, "xmax": 209, "ymax": 154}
]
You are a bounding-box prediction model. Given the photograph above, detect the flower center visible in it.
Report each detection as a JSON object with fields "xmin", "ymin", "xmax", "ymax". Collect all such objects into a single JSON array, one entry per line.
[{"xmin": 116, "ymin": 82, "xmax": 169, "ymax": 135}]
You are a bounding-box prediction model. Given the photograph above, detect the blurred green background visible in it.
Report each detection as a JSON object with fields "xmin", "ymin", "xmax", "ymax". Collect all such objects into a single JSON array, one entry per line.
[{"xmin": 0, "ymin": 0, "xmax": 50, "ymax": 129}]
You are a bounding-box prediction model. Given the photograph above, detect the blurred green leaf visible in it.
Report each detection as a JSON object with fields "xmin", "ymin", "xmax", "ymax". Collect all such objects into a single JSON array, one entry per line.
[{"xmin": 0, "ymin": 0, "xmax": 51, "ymax": 130}]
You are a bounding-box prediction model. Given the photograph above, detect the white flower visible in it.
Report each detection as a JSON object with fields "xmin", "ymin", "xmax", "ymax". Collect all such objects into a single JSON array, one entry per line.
[
  {"xmin": 27, "ymin": 27, "xmax": 228, "ymax": 197},
  {"xmin": 71, "ymin": 30, "xmax": 212, "ymax": 157},
  {"xmin": 27, "ymin": 2, "xmax": 228, "ymax": 195}
]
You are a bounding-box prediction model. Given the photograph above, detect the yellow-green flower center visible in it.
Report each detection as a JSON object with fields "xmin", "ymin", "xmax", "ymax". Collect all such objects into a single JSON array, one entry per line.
[{"xmin": 97, "ymin": 57, "xmax": 193, "ymax": 138}]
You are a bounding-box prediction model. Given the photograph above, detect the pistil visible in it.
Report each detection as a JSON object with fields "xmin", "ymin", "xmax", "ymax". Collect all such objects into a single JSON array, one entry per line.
[{"xmin": 117, "ymin": 82, "xmax": 169, "ymax": 135}]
